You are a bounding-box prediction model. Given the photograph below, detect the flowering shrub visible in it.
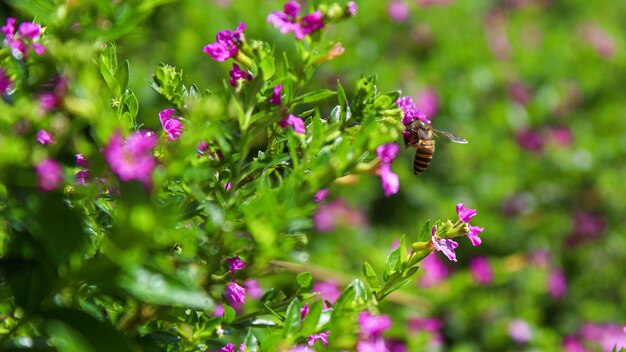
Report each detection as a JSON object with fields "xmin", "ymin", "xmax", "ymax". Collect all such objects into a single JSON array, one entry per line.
[{"xmin": 1, "ymin": 0, "xmax": 625, "ymax": 351}]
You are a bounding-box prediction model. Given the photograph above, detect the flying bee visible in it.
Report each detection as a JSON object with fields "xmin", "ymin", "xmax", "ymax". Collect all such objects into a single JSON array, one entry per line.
[{"xmin": 405, "ymin": 119, "xmax": 468, "ymax": 174}]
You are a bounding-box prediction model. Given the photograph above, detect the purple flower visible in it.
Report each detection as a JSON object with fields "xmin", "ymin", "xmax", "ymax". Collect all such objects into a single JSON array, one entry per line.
[
  {"xmin": 548, "ymin": 125, "xmax": 573, "ymax": 146},
  {"xmin": 357, "ymin": 338, "xmax": 389, "ymax": 352},
  {"xmin": 1, "ymin": 18, "xmax": 16, "ymax": 38},
  {"xmin": 38, "ymin": 93, "xmax": 58, "ymax": 113},
  {"xmin": 307, "ymin": 331, "xmax": 329, "ymax": 346},
  {"xmin": 388, "ymin": 0, "xmax": 409, "ymax": 22},
  {"xmin": 212, "ymin": 303, "xmax": 225, "ymax": 316},
  {"xmin": 36, "ymin": 129, "xmax": 55, "ymax": 145},
  {"xmin": 313, "ymin": 188, "xmax": 329, "ymax": 203},
  {"xmin": 279, "ymin": 114, "xmax": 306, "ymax": 134},
  {"xmin": 385, "ymin": 339, "xmax": 407, "ymax": 352},
  {"xmin": 268, "ymin": 2, "xmax": 325, "ymax": 40},
  {"xmin": 456, "ymin": 203, "xmax": 477, "ymax": 223},
  {"xmin": 159, "ymin": 109, "xmax": 184, "ymax": 141},
  {"xmin": 75, "ymin": 169, "xmax": 90, "ymax": 185},
  {"xmin": 396, "ymin": 96, "xmax": 429, "ymax": 125},
  {"xmin": 415, "ymin": 89, "xmax": 439, "ymax": 119},
  {"xmin": 228, "ymin": 63, "xmax": 253, "ymax": 86},
  {"xmin": 220, "ymin": 343, "xmax": 235, "ymax": 352},
  {"xmin": 312, "ymin": 280, "xmax": 341, "ymax": 304},
  {"xmin": 567, "ymin": 211, "xmax": 606, "ymax": 247},
  {"xmin": 469, "ymin": 256, "xmax": 493, "ymax": 284},
  {"xmin": 376, "ymin": 143, "xmax": 400, "ymax": 197},
  {"xmin": 300, "ymin": 302, "xmax": 310, "ymax": 320},
  {"xmin": 32, "ymin": 42, "xmax": 45, "ymax": 55},
  {"xmin": 418, "ymin": 253, "xmax": 449, "ymax": 287},
  {"xmin": 75, "ymin": 154, "xmax": 89, "ymax": 168},
  {"xmin": 580, "ymin": 23, "xmax": 616, "ymax": 58},
  {"xmin": 313, "ymin": 199, "xmax": 368, "ymax": 233},
  {"xmin": 578, "ymin": 322, "xmax": 626, "ymax": 351},
  {"xmin": 548, "ymin": 268, "xmax": 567, "ymax": 299},
  {"xmin": 467, "ymin": 225, "xmax": 484, "ymax": 246},
  {"xmin": 103, "ymin": 130, "xmax": 158, "ymax": 189},
  {"xmin": 269, "ymin": 83, "xmax": 283, "ymax": 106},
  {"xmin": 516, "ymin": 128, "xmax": 544, "ymax": 153},
  {"xmin": 225, "ymin": 281, "xmax": 246, "ymax": 305},
  {"xmin": 508, "ymin": 319, "xmax": 532, "ymax": 344},
  {"xmin": 226, "ymin": 256, "xmax": 246, "ymax": 274},
  {"xmin": 243, "ymin": 280, "xmax": 263, "ymax": 299},
  {"xmin": 0, "ymin": 68, "xmax": 12, "ymax": 94},
  {"xmin": 18, "ymin": 22, "xmax": 41, "ymax": 40},
  {"xmin": 358, "ymin": 312, "xmax": 392, "ymax": 338},
  {"xmin": 35, "ymin": 159, "xmax": 63, "ymax": 192},
  {"xmin": 203, "ymin": 22, "xmax": 245, "ymax": 62},
  {"xmin": 431, "ymin": 226, "xmax": 459, "ymax": 262},
  {"xmin": 347, "ymin": 1, "xmax": 358, "ymax": 16}
]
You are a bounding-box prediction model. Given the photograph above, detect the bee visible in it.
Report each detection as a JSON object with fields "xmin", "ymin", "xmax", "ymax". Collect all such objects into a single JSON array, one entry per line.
[{"xmin": 405, "ymin": 120, "xmax": 468, "ymax": 174}]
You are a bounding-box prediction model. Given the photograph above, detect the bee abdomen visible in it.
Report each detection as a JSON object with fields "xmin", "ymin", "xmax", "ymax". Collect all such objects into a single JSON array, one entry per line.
[{"xmin": 413, "ymin": 141, "xmax": 435, "ymax": 174}]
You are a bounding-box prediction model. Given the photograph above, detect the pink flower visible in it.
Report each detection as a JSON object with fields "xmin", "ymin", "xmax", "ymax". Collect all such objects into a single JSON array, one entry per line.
[
  {"xmin": 307, "ymin": 331, "xmax": 329, "ymax": 346},
  {"xmin": 456, "ymin": 203, "xmax": 477, "ymax": 223},
  {"xmin": 312, "ymin": 280, "xmax": 341, "ymax": 304},
  {"xmin": 242, "ymin": 280, "xmax": 263, "ymax": 299},
  {"xmin": 516, "ymin": 128, "xmax": 544, "ymax": 153},
  {"xmin": 548, "ymin": 125, "xmax": 573, "ymax": 146},
  {"xmin": 431, "ymin": 226, "xmax": 459, "ymax": 262},
  {"xmin": 228, "ymin": 63, "xmax": 253, "ymax": 86},
  {"xmin": 347, "ymin": 1, "xmax": 358, "ymax": 16},
  {"xmin": 313, "ymin": 188, "xmax": 329, "ymax": 203},
  {"xmin": 358, "ymin": 312, "xmax": 392, "ymax": 338},
  {"xmin": 469, "ymin": 256, "xmax": 493, "ymax": 284},
  {"xmin": 300, "ymin": 302, "xmax": 310, "ymax": 320},
  {"xmin": 220, "ymin": 343, "xmax": 235, "ymax": 352},
  {"xmin": 267, "ymin": 1, "xmax": 325, "ymax": 40},
  {"xmin": 36, "ymin": 129, "xmax": 55, "ymax": 145},
  {"xmin": 1, "ymin": 18, "xmax": 16, "ymax": 38},
  {"xmin": 159, "ymin": 109, "xmax": 184, "ymax": 141},
  {"xmin": 269, "ymin": 83, "xmax": 283, "ymax": 106},
  {"xmin": 567, "ymin": 211, "xmax": 607, "ymax": 246},
  {"xmin": 388, "ymin": 0, "xmax": 409, "ymax": 22},
  {"xmin": 562, "ymin": 336, "xmax": 586, "ymax": 352},
  {"xmin": 548, "ymin": 268, "xmax": 567, "ymax": 299},
  {"xmin": 225, "ymin": 281, "xmax": 246, "ymax": 305},
  {"xmin": 38, "ymin": 93, "xmax": 58, "ymax": 113},
  {"xmin": 508, "ymin": 319, "xmax": 532, "ymax": 344},
  {"xmin": 75, "ymin": 154, "xmax": 89, "ymax": 168},
  {"xmin": 580, "ymin": 23, "xmax": 615, "ymax": 58},
  {"xmin": 279, "ymin": 114, "xmax": 306, "ymax": 134},
  {"xmin": 103, "ymin": 130, "xmax": 158, "ymax": 189},
  {"xmin": 376, "ymin": 143, "xmax": 400, "ymax": 197},
  {"xmin": 18, "ymin": 22, "xmax": 41, "ymax": 40},
  {"xmin": 203, "ymin": 22, "xmax": 245, "ymax": 62},
  {"xmin": 35, "ymin": 159, "xmax": 63, "ymax": 191},
  {"xmin": 467, "ymin": 225, "xmax": 484, "ymax": 246},
  {"xmin": 357, "ymin": 338, "xmax": 388, "ymax": 352},
  {"xmin": 313, "ymin": 199, "xmax": 368, "ymax": 232},
  {"xmin": 226, "ymin": 256, "xmax": 246, "ymax": 274},
  {"xmin": 415, "ymin": 89, "xmax": 439, "ymax": 119},
  {"xmin": 396, "ymin": 95, "xmax": 429, "ymax": 125},
  {"xmin": 75, "ymin": 170, "xmax": 90, "ymax": 185},
  {"xmin": 578, "ymin": 322, "xmax": 626, "ymax": 351},
  {"xmin": 2, "ymin": 18, "xmax": 45, "ymax": 59},
  {"xmin": 419, "ymin": 253, "xmax": 449, "ymax": 287},
  {"xmin": 0, "ymin": 68, "xmax": 12, "ymax": 94}
]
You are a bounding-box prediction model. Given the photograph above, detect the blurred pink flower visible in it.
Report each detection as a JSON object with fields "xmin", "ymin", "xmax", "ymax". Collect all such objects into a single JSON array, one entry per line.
[
  {"xmin": 0, "ymin": 68, "xmax": 12, "ymax": 94},
  {"xmin": 75, "ymin": 170, "xmax": 90, "ymax": 185},
  {"xmin": 359, "ymin": 311, "xmax": 392, "ymax": 338},
  {"xmin": 562, "ymin": 336, "xmax": 586, "ymax": 352},
  {"xmin": 268, "ymin": 1, "xmax": 325, "ymax": 40},
  {"xmin": 75, "ymin": 154, "xmax": 89, "ymax": 168},
  {"xmin": 469, "ymin": 256, "xmax": 494, "ymax": 284},
  {"xmin": 418, "ymin": 253, "xmax": 449, "ymax": 287},
  {"xmin": 485, "ymin": 10, "xmax": 511, "ymax": 60},
  {"xmin": 103, "ymin": 130, "xmax": 158, "ymax": 189},
  {"xmin": 509, "ymin": 319, "xmax": 532, "ymax": 344},
  {"xmin": 408, "ymin": 316, "xmax": 444, "ymax": 344},
  {"xmin": 280, "ymin": 114, "xmax": 306, "ymax": 134},
  {"xmin": 548, "ymin": 125, "xmax": 573, "ymax": 147},
  {"xmin": 385, "ymin": 339, "xmax": 407, "ymax": 352},
  {"xmin": 347, "ymin": 1, "xmax": 358, "ymax": 16},
  {"xmin": 243, "ymin": 280, "xmax": 263, "ymax": 299},
  {"xmin": 578, "ymin": 322, "xmax": 626, "ymax": 351},
  {"xmin": 35, "ymin": 159, "xmax": 63, "ymax": 192},
  {"xmin": 300, "ymin": 302, "xmax": 310, "ymax": 320},
  {"xmin": 567, "ymin": 211, "xmax": 607, "ymax": 247},
  {"xmin": 36, "ymin": 129, "xmax": 55, "ymax": 145},
  {"xmin": 548, "ymin": 268, "xmax": 567, "ymax": 299},
  {"xmin": 269, "ymin": 83, "xmax": 283, "ymax": 106},
  {"xmin": 415, "ymin": 89, "xmax": 439, "ymax": 119},
  {"xmin": 396, "ymin": 95, "xmax": 429, "ymax": 125},
  {"xmin": 313, "ymin": 188, "xmax": 329, "ymax": 203},
  {"xmin": 388, "ymin": 0, "xmax": 409, "ymax": 22},
  {"xmin": 312, "ymin": 280, "xmax": 341, "ymax": 304},
  {"xmin": 313, "ymin": 199, "xmax": 368, "ymax": 232},
  {"xmin": 579, "ymin": 23, "xmax": 615, "ymax": 58},
  {"xmin": 307, "ymin": 331, "xmax": 329, "ymax": 346},
  {"xmin": 228, "ymin": 63, "xmax": 253, "ymax": 87},
  {"xmin": 508, "ymin": 81, "xmax": 532, "ymax": 106},
  {"xmin": 515, "ymin": 128, "xmax": 544, "ymax": 154},
  {"xmin": 416, "ymin": 0, "xmax": 453, "ymax": 7},
  {"xmin": 159, "ymin": 109, "xmax": 184, "ymax": 141},
  {"xmin": 225, "ymin": 281, "xmax": 246, "ymax": 305},
  {"xmin": 226, "ymin": 256, "xmax": 246, "ymax": 274},
  {"xmin": 376, "ymin": 143, "xmax": 400, "ymax": 197}
]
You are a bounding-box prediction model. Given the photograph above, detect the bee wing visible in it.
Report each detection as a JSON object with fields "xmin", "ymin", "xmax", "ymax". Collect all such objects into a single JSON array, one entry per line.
[{"xmin": 433, "ymin": 129, "xmax": 468, "ymax": 144}]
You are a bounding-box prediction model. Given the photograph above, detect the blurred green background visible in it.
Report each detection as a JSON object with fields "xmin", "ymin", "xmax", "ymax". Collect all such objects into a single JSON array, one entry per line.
[{"xmin": 119, "ymin": 0, "xmax": 626, "ymax": 350}]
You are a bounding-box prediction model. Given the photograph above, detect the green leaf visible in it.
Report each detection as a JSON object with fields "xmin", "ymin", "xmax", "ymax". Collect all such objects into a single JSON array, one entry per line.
[
  {"xmin": 223, "ymin": 305, "xmax": 236, "ymax": 324},
  {"xmin": 282, "ymin": 299, "xmax": 302, "ymax": 338},
  {"xmin": 417, "ymin": 220, "xmax": 432, "ymax": 243},
  {"xmin": 337, "ymin": 79, "xmax": 347, "ymax": 107},
  {"xmin": 116, "ymin": 60, "xmax": 130, "ymax": 93},
  {"xmin": 299, "ymin": 300, "xmax": 323, "ymax": 336},
  {"xmin": 123, "ymin": 91, "xmax": 139, "ymax": 120},
  {"xmin": 243, "ymin": 329, "xmax": 259, "ymax": 352},
  {"xmin": 294, "ymin": 89, "xmax": 336, "ymax": 104},
  {"xmin": 399, "ymin": 235, "xmax": 408, "ymax": 264},
  {"xmin": 296, "ymin": 272, "xmax": 313, "ymax": 292},
  {"xmin": 259, "ymin": 56, "xmax": 276, "ymax": 81},
  {"xmin": 362, "ymin": 262, "xmax": 379, "ymax": 294},
  {"xmin": 383, "ymin": 248, "xmax": 401, "ymax": 281},
  {"xmin": 45, "ymin": 308, "xmax": 132, "ymax": 352}
]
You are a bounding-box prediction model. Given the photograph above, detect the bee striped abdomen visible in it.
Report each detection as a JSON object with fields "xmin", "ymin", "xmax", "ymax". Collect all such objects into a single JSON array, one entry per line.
[{"xmin": 413, "ymin": 140, "xmax": 435, "ymax": 174}]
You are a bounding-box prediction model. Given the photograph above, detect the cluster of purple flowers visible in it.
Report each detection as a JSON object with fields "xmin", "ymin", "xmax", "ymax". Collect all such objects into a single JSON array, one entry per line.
[
  {"xmin": 1, "ymin": 18, "xmax": 45, "ymax": 59},
  {"xmin": 267, "ymin": 1, "xmax": 325, "ymax": 40},
  {"xmin": 203, "ymin": 22, "xmax": 245, "ymax": 62},
  {"xmin": 431, "ymin": 203, "xmax": 484, "ymax": 262}
]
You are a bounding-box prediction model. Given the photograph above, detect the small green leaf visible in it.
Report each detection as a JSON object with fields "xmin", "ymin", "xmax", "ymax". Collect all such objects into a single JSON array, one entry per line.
[
  {"xmin": 399, "ymin": 235, "xmax": 408, "ymax": 264},
  {"xmin": 418, "ymin": 220, "xmax": 432, "ymax": 242},
  {"xmin": 294, "ymin": 89, "xmax": 336, "ymax": 104},
  {"xmin": 223, "ymin": 305, "xmax": 236, "ymax": 324},
  {"xmin": 296, "ymin": 272, "xmax": 313, "ymax": 292},
  {"xmin": 337, "ymin": 79, "xmax": 347, "ymax": 107},
  {"xmin": 383, "ymin": 248, "xmax": 401, "ymax": 282},
  {"xmin": 259, "ymin": 56, "xmax": 276, "ymax": 81},
  {"xmin": 116, "ymin": 60, "xmax": 130, "ymax": 93},
  {"xmin": 243, "ymin": 329, "xmax": 259, "ymax": 352},
  {"xmin": 282, "ymin": 299, "xmax": 302, "ymax": 338},
  {"xmin": 362, "ymin": 262, "xmax": 379, "ymax": 294},
  {"xmin": 123, "ymin": 91, "xmax": 139, "ymax": 120},
  {"xmin": 300, "ymin": 300, "xmax": 323, "ymax": 336}
]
